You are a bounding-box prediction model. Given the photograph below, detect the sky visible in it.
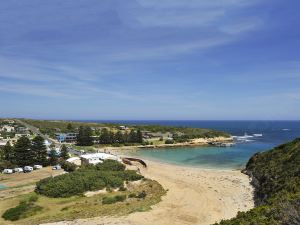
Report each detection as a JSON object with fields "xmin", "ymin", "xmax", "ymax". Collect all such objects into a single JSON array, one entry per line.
[{"xmin": 0, "ymin": 0, "xmax": 300, "ymax": 120}]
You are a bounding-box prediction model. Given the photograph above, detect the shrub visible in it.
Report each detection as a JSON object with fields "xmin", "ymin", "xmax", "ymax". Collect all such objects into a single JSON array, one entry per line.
[
  {"xmin": 2, "ymin": 194, "xmax": 42, "ymax": 221},
  {"xmin": 214, "ymin": 138, "xmax": 300, "ymax": 225},
  {"xmin": 2, "ymin": 201, "xmax": 28, "ymax": 221},
  {"xmin": 119, "ymin": 186, "xmax": 127, "ymax": 191},
  {"xmin": 61, "ymin": 161, "xmax": 77, "ymax": 172},
  {"xmin": 102, "ymin": 195, "xmax": 126, "ymax": 204},
  {"xmin": 128, "ymin": 193, "xmax": 137, "ymax": 198},
  {"xmin": 165, "ymin": 139, "xmax": 175, "ymax": 144},
  {"xmin": 36, "ymin": 161, "xmax": 143, "ymax": 198},
  {"xmin": 137, "ymin": 191, "xmax": 147, "ymax": 199},
  {"xmin": 96, "ymin": 160, "xmax": 125, "ymax": 171}
]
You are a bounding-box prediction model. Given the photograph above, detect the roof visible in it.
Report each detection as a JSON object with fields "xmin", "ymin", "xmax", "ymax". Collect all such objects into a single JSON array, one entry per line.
[
  {"xmin": 80, "ymin": 153, "xmax": 118, "ymax": 160},
  {"xmin": 66, "ymin": 157, "xmax": 80, "ymax": 162}
]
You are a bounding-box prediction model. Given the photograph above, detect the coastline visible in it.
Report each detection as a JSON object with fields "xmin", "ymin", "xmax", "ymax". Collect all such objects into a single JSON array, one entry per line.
[
  {"xmin": 43, "ymin": 158, "xmax": 254, "ymax": 225},
  {"xmin": 100, "ymin": 136, "xmax": 234, "ymax": 153}
]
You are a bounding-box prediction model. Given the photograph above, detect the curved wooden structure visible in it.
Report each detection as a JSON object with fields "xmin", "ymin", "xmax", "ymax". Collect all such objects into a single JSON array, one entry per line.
[{"xmin": 122, "ymin": 157, "xmax": 147, "ymax": 168}]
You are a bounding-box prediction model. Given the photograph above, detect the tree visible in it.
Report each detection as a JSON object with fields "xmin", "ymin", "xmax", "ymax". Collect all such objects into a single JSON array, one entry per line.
[
  {"xmin": 60, "ymin": 144, "xmax": 69, "ymax": 160},
  {"xmin": 136, "ymin": 129, "xmax": 143, "ymax": 143},
  {"xmin": 1, "ymin": 142, "xmax": 13, "ymax": 162},
  {"xmin": 31, "ymin": 136, "xmax": 48, "ymax": 166},
  {"xmin": 49, "ymin": 149, "xmax": 58, "ymax": 166},
  {"xmin": 13, "ymin": 137, "xmax": 34, "ymax": 167},
  {"xmin": 115, "ymin": 131, "xmax": 124, "ymax": 143},
  {"xmin": 66, "ymin": 123, "xmax": 73, "ymax": 131},
  {"xmin": 99, "ymin": 128, "xmax": 110, "ymax": 144},
  {"xmin": 77, "ymin": 126, "xmax": 93, "ymax": 146},
  {"xmin": 128, "ymin": 130, "xmax": 137, "ymax": 143}
]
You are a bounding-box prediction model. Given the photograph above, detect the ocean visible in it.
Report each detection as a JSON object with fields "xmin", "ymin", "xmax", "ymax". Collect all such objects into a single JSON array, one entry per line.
[{"xmin": 90, "ymin": 120, "xmax": 300, "ymax": 169}]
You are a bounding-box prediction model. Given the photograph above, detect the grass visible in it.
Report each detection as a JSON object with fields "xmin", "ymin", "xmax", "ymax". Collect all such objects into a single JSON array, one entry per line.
[{"xmin": 0, "ymin": 179, "xmax": 166, "ymax": 225}]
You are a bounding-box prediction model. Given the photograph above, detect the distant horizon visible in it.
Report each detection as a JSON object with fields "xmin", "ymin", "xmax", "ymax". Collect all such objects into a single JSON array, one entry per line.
[{"xmin": 3, "ymin": 117, "xmax": 300, "ymax": 122}]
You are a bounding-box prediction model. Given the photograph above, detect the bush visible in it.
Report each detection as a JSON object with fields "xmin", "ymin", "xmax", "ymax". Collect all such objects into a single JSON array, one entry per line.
[
  {"xmin": 96, "ymin": 160, "xmax": 125, "ymax": 171},
  {"xmin": 128, "ymin": 193, "xmax": 137, "ymax": 198},
  {"xmin": 165, "ymin": 139, "xmax": 175, "ymax": 144},
  {"xmin": 2, "ymin": 194, "xmax": 42, "ymax": 221},
  {"xmin": 137, "ymin": 191, "xmax": 147, "ymax": 199},
  {"xmin": 36, "ymin": 161, "xmax": 143, "ymax": 198},
  {"xmin": 214, "ymin": 138, "xmax": 300, "ymax": 225},
  {"xmin": 61, "ymin": 161, "xmax": 77, "ymax": 172},
  {"xmin": 119, "ymin": 186, "xmax": 127, "ymax": 191},
  {"xmin": 102, "ymin": 195, "xmax": 126, "ymax": 204}
]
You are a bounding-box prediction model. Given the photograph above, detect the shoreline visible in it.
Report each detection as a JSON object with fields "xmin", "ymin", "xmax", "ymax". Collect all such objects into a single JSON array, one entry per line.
[
  {"xmin": 99, "ymin": 136, "xmax": 234, "ymax": 153},
  {"xmin": 43, "ymin": 158, "xmax": 254, "ymax": 225}
]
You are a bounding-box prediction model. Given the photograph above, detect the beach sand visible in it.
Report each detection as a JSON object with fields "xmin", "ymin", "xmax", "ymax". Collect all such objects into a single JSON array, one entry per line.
[{"xmin": 43, "ymin": 160, "xmax": 254, "ymax": 225}]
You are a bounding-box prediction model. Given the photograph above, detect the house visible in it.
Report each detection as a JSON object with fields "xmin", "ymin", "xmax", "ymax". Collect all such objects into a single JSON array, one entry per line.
[
  {"xmin": 55, "ymin": 133, "xmax": 78, "ymax": 143},
  {"xmin": 66, "ymin": 157, "xmax": 81, "ymax": 166},
  {"xmin": 119, "ymin": 126, "xmax": 128, "ymax": 130},
  {"xmin": 15, "ymin": 133, "xmax": 30, "ymax": 138},
  {"xmin": 0, "ymin": 125, "xmax": 15, "ymax": 133},
  {"xmin": 16, "ymin": 127, "xmax": 29, "ymax": 134},
  {"xmin": 80, "ymin": 153, "xmax": 120, "ymax": 165}
]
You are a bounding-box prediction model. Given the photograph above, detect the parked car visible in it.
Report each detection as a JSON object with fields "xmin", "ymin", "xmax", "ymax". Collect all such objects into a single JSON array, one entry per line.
[
  {"xmin": 33, "ymin": 165, "xmax": 43, "ymax": 170},
  {"xmin": 24, "ymin": 166, "xmax": 33, "ymax": 173},
  {"xmin": 52, "ymin": 165, "xmax": 61, "ymax": 170},
  {"xmin": 2, "ymin": 169, "xmax": 13, "ymax": 174},
  {"xmin": 14, "ymin": 168, "xmax": 23, "ymax": 173}
]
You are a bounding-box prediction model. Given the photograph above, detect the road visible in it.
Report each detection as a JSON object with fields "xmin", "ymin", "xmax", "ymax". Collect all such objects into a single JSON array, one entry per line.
[{"xmin": 16, "ymin": 119, "xmax": 85, "ymax": 156}]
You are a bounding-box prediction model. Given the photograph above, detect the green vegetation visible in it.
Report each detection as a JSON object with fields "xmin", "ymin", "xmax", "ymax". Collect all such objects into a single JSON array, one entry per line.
[
  {"xmin": 31, "ymin": 136, "xmax": 48, "ymax": 165},
  {"xmin": 21, "ymin": 119, "xmax": 118, "ymax": 138},
  {"xmin": 0, "ymin": 136, "xmax": 49, "ymax": 167},
  {"xmin": 102, "ymin": 194, "xmax": 127, "ymax": 204},
  {"xmin": 215, "ymin": 138, "xmax": 300, "ymax": 225},
  {"xmin": 60, "ymin": 144, "xmax": 69, "ymax": 160},
  {"xmin": 99, "ymin": 128, "xmax": 143, "ymax": 145},
  {"xmin": 77, "ymin": 126, "xmax": 93, "ymax": 146},
  {"xmin": 36, "ymin": 160, "xmax": 143, "ymax": 198},
  {"xmin": 0, "ymin": 179, "xmax": 165, "ymax": 225},
  {"xmin": 165, "ymin": 139, "xmax": 175, "ymax": 144},
  {"xmin": 131, "ymin": 124, "xmax": 230, "ymax": 139},
  {"xmin": 2, "ymin": 193, "xmax": 42, "ymax": 221},
  {"xmin": 61, "ymin": 161, "xmax": 77, "ymax": 172},
  {"xmin": 21, "ymin": 119, "xmax": 230, "ymax": 147}
]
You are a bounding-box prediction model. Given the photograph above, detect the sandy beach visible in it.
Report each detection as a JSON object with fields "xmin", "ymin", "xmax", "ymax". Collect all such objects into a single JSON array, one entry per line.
[{"xmin": 43, "ymin": 159, "xmax": 254, "ymax": 225}]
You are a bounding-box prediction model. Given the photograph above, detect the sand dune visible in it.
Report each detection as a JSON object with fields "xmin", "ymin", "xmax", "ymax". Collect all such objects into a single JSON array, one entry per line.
[{"xmin": 43, "ymin": 160, "xmax": 254, "ymax": 225}]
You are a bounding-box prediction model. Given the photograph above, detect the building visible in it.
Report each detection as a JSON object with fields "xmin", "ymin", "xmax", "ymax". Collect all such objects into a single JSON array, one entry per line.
[
  {"xmin": 16, "ymin": 127, "xmax": 29, "ymax": 134},
  {"xmin": 66, "ymin": 157, "xmax": 81, "ymax": 166},
  {"xmin": 80, "ymin": 153, "xmax": 121, "ymax": 165},
  {"xmin": 15, "ymin": 133, "xmax": 30, "ymax": 138},
  {"xmin": 0, "ymin": 125, "xmax": 15, "ymax": 132},
  {"xmin": 56, "ymin": 133, "xmax": 78, "ymax": 143}
]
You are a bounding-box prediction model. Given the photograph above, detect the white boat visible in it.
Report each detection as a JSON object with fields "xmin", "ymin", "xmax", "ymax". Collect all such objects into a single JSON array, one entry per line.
[{"xmin": 253, "ymin": 133, "xmax": 263, "ymax": 137}]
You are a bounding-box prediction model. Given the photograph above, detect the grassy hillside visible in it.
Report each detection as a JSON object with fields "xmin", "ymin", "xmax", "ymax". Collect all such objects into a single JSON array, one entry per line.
[{"xmin": 215, "ymin": 138, "xmax": 300, "ymax": 225}]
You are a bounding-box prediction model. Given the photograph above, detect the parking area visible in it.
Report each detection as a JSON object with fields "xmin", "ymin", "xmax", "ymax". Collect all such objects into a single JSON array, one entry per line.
[{"xmin": 0, "ymin": 166, "xmax": 64, "ymax": 188}]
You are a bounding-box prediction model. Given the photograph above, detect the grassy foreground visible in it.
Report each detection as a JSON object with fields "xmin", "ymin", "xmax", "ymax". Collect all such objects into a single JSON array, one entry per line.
[{"xmin": 0, "ymin": 179, "xmax": 165, "ymax": 225}]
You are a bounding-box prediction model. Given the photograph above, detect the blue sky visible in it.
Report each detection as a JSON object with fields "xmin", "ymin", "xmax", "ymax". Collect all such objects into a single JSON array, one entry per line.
[{"xmin": 0, "ymin": 0, "xmax": 299, "ymax": 120}]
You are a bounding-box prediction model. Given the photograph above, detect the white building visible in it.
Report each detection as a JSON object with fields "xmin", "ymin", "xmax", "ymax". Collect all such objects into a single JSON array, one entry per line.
[
  {"xmin": 0, "ymin": 125, "xmax": 15, "ymax": 132},
  {"xmin": 66, "ymin": 157, "xmax": 81, "ymax": 166},
  {"xmin": 80, "ymin": 153, "xmax": 121, "ymax": 165}
]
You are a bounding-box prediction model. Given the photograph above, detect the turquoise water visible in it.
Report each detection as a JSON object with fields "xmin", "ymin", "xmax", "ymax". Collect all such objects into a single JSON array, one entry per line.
[
  {"xmin": 118, "ymin": 121, "xmax": 300, "ymax": 169},
  {"xmin": 0, "ymin": 184, "xmax": 7, "ymax": 190},
  {"xmin": 88, "ymin": 120, "xmax": 300, "ymax": 169},
  {"xmin": 133, "ymin": 142, "xmax": 273, "ymax": 169}
]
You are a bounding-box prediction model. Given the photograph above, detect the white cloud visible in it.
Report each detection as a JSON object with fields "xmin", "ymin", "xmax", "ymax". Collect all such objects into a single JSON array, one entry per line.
[{"xmin": 220, "ymin": 18, "xmax": 263, "ymax": 34}]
